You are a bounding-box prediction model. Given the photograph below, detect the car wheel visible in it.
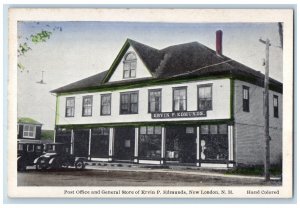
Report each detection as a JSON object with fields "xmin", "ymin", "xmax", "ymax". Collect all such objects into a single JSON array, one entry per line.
[
  {"xmin": 36, "ymin": 159, "xmax": 47, "ymax": 170},
  {"xmin": 35, "ymin": 162, "xmax": 43, "ymax": 170},
  {"xmin": 61, "ymin": 161, "xmax": 69, "ymax": 169},
  {"xmin": 75, "ymin": 160, "xmax": 85, "ymax": 170}
]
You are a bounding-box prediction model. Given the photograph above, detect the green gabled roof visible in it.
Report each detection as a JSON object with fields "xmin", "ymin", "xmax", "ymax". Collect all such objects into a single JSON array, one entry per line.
[{"xmin": 18, "ymin": 117, "xmax": 42, "ymax": 125}]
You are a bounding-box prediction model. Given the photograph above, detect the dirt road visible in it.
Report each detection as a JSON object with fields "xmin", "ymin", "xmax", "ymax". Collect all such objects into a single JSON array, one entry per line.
[{"xmin": 17, "ymin": 167, "xmax": 281, "ymax": 186}]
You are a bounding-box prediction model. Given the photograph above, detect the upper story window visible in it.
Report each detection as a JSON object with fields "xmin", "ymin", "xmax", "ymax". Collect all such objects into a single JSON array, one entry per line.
[
  {"xmin": 123, "ymin": 52, "xmax": 137, "ymax": 79},
  {"xmin": 242, "ymin": 86, "xmax": 250, "ymax": 112},
  {"xmin": 120, "ymin": 91, "xmax": 138, "ymax": 114},
  {"xmin": 23, "ymin": 124, "xmax": 36, "ymax": 138},
  {"xmin": 173, "ymin": 87, "xmax": 187, "ymax": 112},
  {"xmin": 101, "ymin": 94, "xmax": 111, "ymax": 115},
  {"xmin": 148, "ymin": 89, "xmax": 162, "ymax": 113},
  {"xmin": 273, "ymin": 95, "xmax": 279, "ymax": 118},
  {"xmin": 198, "ymin": 84, "xmax": 212, "ymax": 111},
  {"xmin": 82, "ymin": 95, "xmax": 93, "ymax": 117},
  {"xmin": 65, "ymin": 97, "xmax": 75, "ymax": 117}
]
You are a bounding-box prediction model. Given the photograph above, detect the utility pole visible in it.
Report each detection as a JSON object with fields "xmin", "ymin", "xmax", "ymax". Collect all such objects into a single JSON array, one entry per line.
[{"xmin": 259, "ymin": 38, "xmax": 271, "ymax": 182}]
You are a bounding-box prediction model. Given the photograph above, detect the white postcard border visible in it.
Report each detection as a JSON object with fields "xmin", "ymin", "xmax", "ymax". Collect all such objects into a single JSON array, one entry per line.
[{"xmin": 7, "ymin": 8, "xmax": 294, "ymax": 198}]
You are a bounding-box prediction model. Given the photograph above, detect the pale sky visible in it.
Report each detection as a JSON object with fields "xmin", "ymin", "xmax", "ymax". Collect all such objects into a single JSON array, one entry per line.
[{"xmin": 17, "ymin": 22, "xmax": 283, "ymax": 129}]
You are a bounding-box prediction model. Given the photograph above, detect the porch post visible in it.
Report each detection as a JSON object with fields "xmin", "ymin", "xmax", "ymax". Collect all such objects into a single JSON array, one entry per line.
[
  {"xmin": 134, "ymin": 127, "xmax": 139, "ymax": 163},
  {"xmin": 108, "ymin": 127, "xmax": 114, "ymax": 162},
  {"xmin": 196, "ymin": 126, "xmax": 200, "ymax": 167},
  {"xmin": 88, "ymin": 129, "xmax": 92, "ymax": 160},
  {"xmin": 53, "ymin": 128, "xmax": 56, "ymax": 143},
  {"xmin": 161, "ymin": 127, "xmax": 166, "ymax": 164},
  {"xmin": 228, "ymin": 125, "xmax": 234, "ymax": 166},
  {"xmin": 70, "ymin": 129, "xmax": 74, "ymax": 155}
]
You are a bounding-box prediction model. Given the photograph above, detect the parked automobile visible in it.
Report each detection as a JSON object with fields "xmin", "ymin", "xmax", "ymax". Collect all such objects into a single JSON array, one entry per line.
[
  {"xmin": 34, "ymin": 143, "xmax": 87, "ymax": 170},
  {"xmin": 17, "ymin": 141, "xmax": 44, "ymax": 171}
]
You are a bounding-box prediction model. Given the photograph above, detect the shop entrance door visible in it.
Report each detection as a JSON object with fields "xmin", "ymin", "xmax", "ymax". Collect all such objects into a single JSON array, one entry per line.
[
  {"xmin": 165, "ymin": 126, "xmax": 197, "ymax": 164},
  {"xmin": 90, "ymin": 128, "xmax": 109, "ymax": 158},
  {"xmin": 114, "ymin": 127, "xmax": 135, "ymax": 161},
  {"xmin": 73, "ymin": 129, "xmax": 89, "ymax": 157}
]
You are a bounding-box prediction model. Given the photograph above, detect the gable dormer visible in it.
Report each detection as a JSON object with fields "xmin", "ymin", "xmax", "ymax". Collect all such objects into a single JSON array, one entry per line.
[{"xmin": 105, "ymin": 40, "xmax": 154, "ymax": 83}]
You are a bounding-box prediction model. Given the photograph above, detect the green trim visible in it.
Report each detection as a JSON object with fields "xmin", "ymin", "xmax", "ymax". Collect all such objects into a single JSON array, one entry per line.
[
  {"xmin": 102, "ymin": 39, "xmax": 153, "ymax": 84},
  {"xmin": 56, "ymin": 69, "xmax": 282, "ymax": 97},
  {"xmin": 55, "ymin": 119, "xmax": 234, "ymax": 129},
  {"xmin": 102, "ymin": 39, "xmax": 154, "ymax": 83},
  {"xmin": 102, "ymin": 38, "xmax": 157, "ymax": 83},
  {"xmin": 55, "ymin": 95, "xmax": 60, "ymax": 125},
  {"xmin": 57, "ymin": 75, "xmax": 232, "ymax": 96},
  {"xmin": 102, "ymin": 40, "xmax": 131, "ymax": 83},
  {"xmin": 56, "ymin": 72, "xmax": 282, "ymax": 96},
  {"xmin": 230, "ymin": 78, "xmax": 234, "ymax": 120}
]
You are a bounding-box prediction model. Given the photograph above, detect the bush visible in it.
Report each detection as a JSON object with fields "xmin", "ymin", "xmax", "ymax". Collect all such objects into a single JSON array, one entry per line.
[{"xmin": 41, "ymin": 130, "xmax": 54, "ymax": 141}]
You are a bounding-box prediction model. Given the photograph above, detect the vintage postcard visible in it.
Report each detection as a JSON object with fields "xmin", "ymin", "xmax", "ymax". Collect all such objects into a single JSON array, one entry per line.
[{"xmin": 7, "ymin": 8, "xmax": 293, "ymax": 198}]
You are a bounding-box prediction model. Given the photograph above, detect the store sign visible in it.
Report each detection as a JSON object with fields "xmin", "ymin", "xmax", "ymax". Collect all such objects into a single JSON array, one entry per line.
[{"xmin": 151, "ymin": 110, "xmax": 206, "ymax": 119}]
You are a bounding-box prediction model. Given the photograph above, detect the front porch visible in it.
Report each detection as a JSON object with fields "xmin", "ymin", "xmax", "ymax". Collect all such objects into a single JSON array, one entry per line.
[{"xmin": 55, "ymin": 123, "xmax": 235, "ymax": 168}]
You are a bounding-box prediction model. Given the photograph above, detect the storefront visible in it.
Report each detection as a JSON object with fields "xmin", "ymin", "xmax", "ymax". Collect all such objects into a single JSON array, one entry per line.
[
  {"xmin": 165, "ymin": 126, "xmax": 197, "ymax": 164},
  {"xmin": 55, "ymin": 122, "xmax": 233, "ymax": 167},
  {"xmin": 199, "ymin": 124, "xmax": 228, "ymax": 163},
  {"xmin": 138, "ymin": 126, "xmax": 162, "ymax": 161}
]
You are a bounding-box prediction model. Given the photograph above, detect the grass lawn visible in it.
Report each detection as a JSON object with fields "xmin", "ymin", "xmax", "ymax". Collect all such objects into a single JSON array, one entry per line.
[{"xmin": 225, "ymin": 166, "xmax": 282, "ymax": 177}]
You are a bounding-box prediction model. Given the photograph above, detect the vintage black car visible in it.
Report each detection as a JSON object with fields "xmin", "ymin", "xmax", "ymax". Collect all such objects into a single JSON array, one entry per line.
[
  {"xmin": 34, "ymin": 143, "xmax": 87, "ymax": 170},
  {"xmin": 17, "ymin": 140, "xmax": 44, "ymax": 171}
]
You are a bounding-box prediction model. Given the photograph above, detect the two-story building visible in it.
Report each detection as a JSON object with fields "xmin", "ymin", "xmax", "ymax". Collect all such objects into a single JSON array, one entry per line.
[{"xmin": 51, "ymin": 31, "xmax": 282, "ymax": 168}]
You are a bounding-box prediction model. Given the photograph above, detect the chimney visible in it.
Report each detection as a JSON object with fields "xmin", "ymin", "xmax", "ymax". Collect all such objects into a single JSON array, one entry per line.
[{"xmin": 216, "ymin": 30, "xmax": 223, "ymax": 55}]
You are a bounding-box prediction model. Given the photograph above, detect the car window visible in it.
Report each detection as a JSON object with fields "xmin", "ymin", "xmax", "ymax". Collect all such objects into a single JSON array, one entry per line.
[
  {"xmin": 18, "ymin": 144, "xmax": 23, "ymax": 151},
  {"xmin": 35, "ymin": 145, "xmax": 42, "ymax": 152},
  {"xmin": 46, "ymin": 145, "xmax": 56, "ymax": 153},
  {"xmin": 27, "ymin": 144, "xmax": 34, "ymax": 152}
]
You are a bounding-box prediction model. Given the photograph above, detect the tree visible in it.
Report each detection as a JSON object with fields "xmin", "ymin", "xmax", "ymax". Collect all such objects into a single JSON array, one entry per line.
[{"xmin": 17, "ymin": 22, "xmax": 63, "ymax": 70}]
